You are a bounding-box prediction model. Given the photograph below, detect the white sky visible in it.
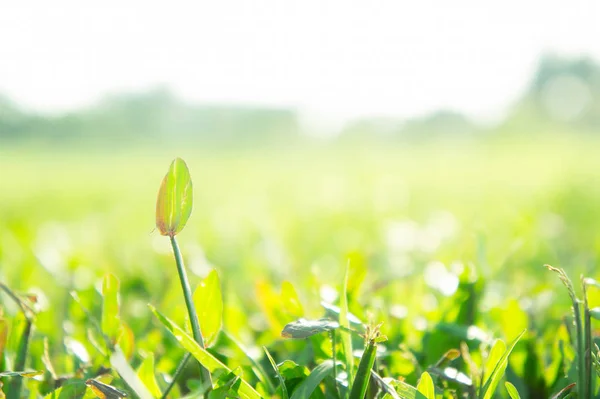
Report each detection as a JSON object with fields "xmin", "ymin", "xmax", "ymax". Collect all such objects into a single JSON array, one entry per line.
[{"xmin": 1, "ymin": 0, "xmax": 599, "ymax": 124}]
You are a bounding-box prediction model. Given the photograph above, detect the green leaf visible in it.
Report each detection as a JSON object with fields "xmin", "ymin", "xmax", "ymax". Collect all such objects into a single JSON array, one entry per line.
[
  {"xmin": 156, "ymin": 157, "xmax": 193, "ymax": 237},
  {"xmin": 43, "ymin": 381, "xmax": 87, "ymax": 399},
  {"xmin": 505, "ymin": 382, "xmax": 521, "ymax": 399},
  {"xmin": 290, "ymin": 360, "xmax": 336, "ymax": 399},
  {"xmin": 589, "ymin": 307, "xmax": 600, "ymax": 320},
  {"xmin": 209, "ymin": 369, "xmax": 243, "ymax": 399},
  {"xmin": 281, "ymin": 281, "xmax": 304, "ymax": 318},
  {"xmin": 263, "ymin": 347, "xmax": 289, "ymax": 399},
  {"xmin": 480, "ymin": 330, "xmax": 526, "ymax": 399},
  {"xmin": 381, "ymin": 377, "xmax": 427, "ymax": 399},
  {"xmin": 281, "ymin": 318, "xmax": 339, "ymax": 339},
  {"xmin": 278, "ymin": 360, "xmax": 309, "ymax": 395},
  {"xmin": 0, "ymin": 371, "xmax": 43, "ymax": 378},
  {"xmin": 101, "ymin": 273, "xmax": 121, "ymax": 344},
  {"xmin": 417, "ymin": 371, "xmax": 435, "ymax": 399},
  {"xmin": 193, "ymin": 269, "xmax": 223, "ymax": 347},
  {"xmin": 136, "ymin": 354, "xmax": 162, "ymax": 398},
  {"xmin": 340, "ymin": 261, "xmax": 354, "ymax": 387},
  {"xmin": 150, "ymin": 305, "xmax": 261, "ymax": 399},
  {"xmin": 118, "ymin": 322, "xmax": 135, "ymax": 360}
]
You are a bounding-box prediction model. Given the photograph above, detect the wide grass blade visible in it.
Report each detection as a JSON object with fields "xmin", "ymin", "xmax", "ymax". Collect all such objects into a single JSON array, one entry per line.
[
  {"xmin": 150, "ymin": 305, "xmax": 261, "ymax": 399},
  {"xmin": 349, "ymin": 338, "xmax": 377, "ymax": 399},
  {"xmin": 290, "ymin": 360, "xmax": 337, "ymax": 399},
  {"xmin": 7, "ymin": 315, "xmax": 32, "ymax": 399},
  {"xmin": 480, "ymin": 329, "xmax": 526, "ymax": 399},
  {"xmin": 193, "ymin": 269, "xmax": 223, "ymax": 347},
  {"xmin": 136, "ymin": 354, "xmax": 162, "ymax": 398}
]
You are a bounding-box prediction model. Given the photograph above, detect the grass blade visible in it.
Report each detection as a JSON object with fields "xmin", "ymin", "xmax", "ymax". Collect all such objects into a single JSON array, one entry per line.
[
  {"xmin": 193, "ymin": 269, "xmax": 223, "ymax": 347},
  {"xmin": 263, "ymin": 346, "xmax": 289, "ymax": 399},
  {"xmin": 136, "ymin": 354, "xmax": 162, "ymax": 398},
  {"xmin": 7, "ymin": 315, "xmax": 32, "ymax": 399},
  {"xmin": 290, "ymin": 360, "xmax": 337, "ymax": 399},
  {"xmin": 369, "ymin": 372, "xmax": 400, "ymax": 399},
  {"xmin": 340, "ymin": 261, "xmax": 354, "ymax": 392},
  {"xmin": 101, "ymin": 273, "xmax": 121, "ymax": 344},
  {"xmin": 221, "ymin": 331, "xmax": 275, "ymax": 394},
  {"xmin": 546, "ymin": 266, "xmax": 585, "ymax": 399},
  {"xmin": 110, "ymin": 346, "xmax": 154, "ymax": 399},
  {"xmin": 550, "ymin": 383, "xmax": 576, "ymax": 399},
  {"xmin": 149, "ymin": 305, "xmax": 261, "ymax": 399},
  {"xmin": 582, "ymin": 277, "xmax": 593, "ymax": 399},
  {"xmin": 349, "ymin": 338, "xmax": 377, "ymax": 399},
  {"xmin": 379, "ymin": 377, "xmax": 428, "ymax": 399},
  {"xmin": 480, "ymin": 329, "xmax": 526, "ymax": 399}
]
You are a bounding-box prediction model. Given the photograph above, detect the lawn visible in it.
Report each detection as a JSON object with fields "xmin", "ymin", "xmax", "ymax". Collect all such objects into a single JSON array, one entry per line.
[{"xmin": 1, "ymin": 134, "xmax": 599, "ymax": 398}]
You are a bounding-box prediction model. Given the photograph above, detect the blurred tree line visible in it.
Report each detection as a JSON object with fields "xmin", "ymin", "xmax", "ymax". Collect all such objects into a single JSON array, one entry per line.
[
  {"xmin": 341, "ymin": 55, "xmax": 600, "ymax": 141},
  {"xmin": 0, "ymin": 88, "xmax": 300, "ymax": 147},
  {"xmin": 1, "ymin": 55, "xmax": 600, "ymax": 146}
]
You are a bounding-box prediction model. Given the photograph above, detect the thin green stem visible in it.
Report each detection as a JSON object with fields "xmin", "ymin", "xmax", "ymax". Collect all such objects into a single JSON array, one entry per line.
[
  {"xmin": 331, "ymin": 330, "xmax": 341, "ymax": 399},
  {"xmin": 170, "ymin": 235, "xmax": 212, "ymax": 392},
  {"xmin": 161, "ymin": 353, "xmax": 191, "ymax": 399}
]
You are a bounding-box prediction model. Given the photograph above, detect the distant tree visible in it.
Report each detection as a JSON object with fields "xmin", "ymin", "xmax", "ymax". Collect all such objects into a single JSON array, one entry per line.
[
  {"xmin": 0, "ymin": 88, "xmax": 300, "ymax": 147},
  {"xmin": 506, "ymin": 54, "xmax": 600, "ymax": 131}
]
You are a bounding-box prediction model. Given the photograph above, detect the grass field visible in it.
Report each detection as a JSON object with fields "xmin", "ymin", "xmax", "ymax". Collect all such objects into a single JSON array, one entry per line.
[{"xmin": 1, "ymin": 134, "xmax": 600, "ymax": 398}]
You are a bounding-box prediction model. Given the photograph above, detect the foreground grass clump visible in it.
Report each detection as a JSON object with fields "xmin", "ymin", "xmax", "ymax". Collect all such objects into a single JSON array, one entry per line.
[{"xmin": 1, "ymin": 141, "xmax": 600, "ymax": 398}]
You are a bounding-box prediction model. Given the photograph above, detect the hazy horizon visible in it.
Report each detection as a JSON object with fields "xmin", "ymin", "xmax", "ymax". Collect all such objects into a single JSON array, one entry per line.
[{"xmin": 2, "ymin": 0, "xmax": 599, "ymax": 129}]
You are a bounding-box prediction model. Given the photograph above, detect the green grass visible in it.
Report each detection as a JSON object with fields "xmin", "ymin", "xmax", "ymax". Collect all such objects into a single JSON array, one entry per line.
[{"xmin": 1, "ymin": 135, "xmax": 600, "ymax": 398}]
